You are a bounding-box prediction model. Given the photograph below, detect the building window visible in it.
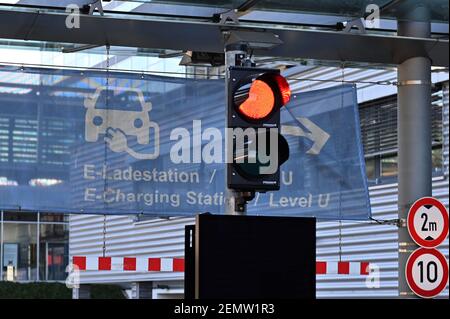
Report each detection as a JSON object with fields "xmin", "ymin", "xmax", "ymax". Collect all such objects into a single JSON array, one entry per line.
[
  {"xmin": 39, "ymin": 223, "xmax": 68, "ymax": 281},
  {"xmin": 365, "ymin": 157, "xmax": 378, "ymax": 180},
  {"xmin": 360, "ymin": 84, "xmax": 444, "ymax": 185},
  {"xmin": 3, "ymin": 211, "xmax": 38, "ymax": 222},
  {"xmin": 1, "ymin": 211, "xmax": 68, "ymax": 282},
  {"xmin": 432, "ymin": 147, "xmax": 443, "ymax": 173},
  {"xmin": 2, "ymin": 222, "xmax": 37, "ymax": 281},
  {"xmin": 380, "ymin": 156, "xmax": 398, "ymax": 178}
]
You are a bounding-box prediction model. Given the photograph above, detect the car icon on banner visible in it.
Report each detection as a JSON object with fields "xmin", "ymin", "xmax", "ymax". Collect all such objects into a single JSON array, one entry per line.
[{"xmin": 84, "ymin": 86, "xmax": 153, "ymax": 145}]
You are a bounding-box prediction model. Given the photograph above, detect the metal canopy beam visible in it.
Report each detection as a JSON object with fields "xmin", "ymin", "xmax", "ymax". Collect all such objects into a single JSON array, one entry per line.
[
  {"xmin": 0, "ymin": 9, "xmax": 448, "ymax": 66},
  {"xmin": 3, "ymin": 1, "xmax": 448, "ymax": 33},
  {"xmin": 237, "ymin": 0, "xmax": 263, "ymax": 13}
]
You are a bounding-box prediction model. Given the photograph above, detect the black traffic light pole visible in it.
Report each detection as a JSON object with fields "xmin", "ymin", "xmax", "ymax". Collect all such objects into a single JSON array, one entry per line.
[{"xmin": 224, "ymin": 43, "xmax": 254, "ymax": 215}]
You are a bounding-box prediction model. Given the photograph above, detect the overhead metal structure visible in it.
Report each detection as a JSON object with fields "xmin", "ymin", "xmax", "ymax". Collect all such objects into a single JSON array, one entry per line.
[{"xmin": 0, "ymin": 1, "xmax": 448, "ymax": 66}]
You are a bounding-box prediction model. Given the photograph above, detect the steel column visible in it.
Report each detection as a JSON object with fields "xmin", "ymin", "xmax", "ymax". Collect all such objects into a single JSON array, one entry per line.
[{"xmin": 397, "ymin": 6, "xmax": 432, "ymax": 298}]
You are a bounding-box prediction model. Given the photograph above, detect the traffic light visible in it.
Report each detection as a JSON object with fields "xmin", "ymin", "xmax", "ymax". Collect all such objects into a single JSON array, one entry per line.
[{"xmin": 227, "ymin": 66, "xmax": 291, "ymax": 192}]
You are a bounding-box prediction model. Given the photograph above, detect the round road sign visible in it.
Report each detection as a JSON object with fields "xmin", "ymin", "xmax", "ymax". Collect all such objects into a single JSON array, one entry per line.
[
  {"xmin": 406, "ymin": 248, "xmax": 449, "ymax": 298},
  {"xmin": 407, "ymin": 197, "xmax": 449, "ymax": 248}
]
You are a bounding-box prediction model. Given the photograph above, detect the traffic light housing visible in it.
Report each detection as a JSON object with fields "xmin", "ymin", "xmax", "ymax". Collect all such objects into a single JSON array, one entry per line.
[{"xmin": 227, "ymin": 66, "xmax": 290, "ymax": 192}]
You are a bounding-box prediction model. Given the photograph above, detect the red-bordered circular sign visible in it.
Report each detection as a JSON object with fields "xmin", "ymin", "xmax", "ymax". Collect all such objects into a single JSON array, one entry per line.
[
  {"xmin": 406, "ymin": 248, "xmax": 449, "ymax": 298},
  {"xmin": 407, "ymin": 197, "xmax": 449, "ymax": 248}
]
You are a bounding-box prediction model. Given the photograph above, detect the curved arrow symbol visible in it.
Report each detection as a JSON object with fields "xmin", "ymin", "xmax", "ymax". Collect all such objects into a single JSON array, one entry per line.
[{"xmin": 281, "ymin": 117, "xmax": 330, "ymax": 155}]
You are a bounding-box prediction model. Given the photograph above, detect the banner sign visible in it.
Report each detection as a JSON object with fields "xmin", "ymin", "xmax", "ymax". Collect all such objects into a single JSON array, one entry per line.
[{"xmin": 0, "ymin": 66, "xmax": 371, "ymax": 219}]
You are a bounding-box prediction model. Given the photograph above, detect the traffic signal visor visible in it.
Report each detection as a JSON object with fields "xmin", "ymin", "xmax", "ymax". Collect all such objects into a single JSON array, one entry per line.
[{"xmin": 273, "ymin": 74, "xmax": 291, "ymax": 105}]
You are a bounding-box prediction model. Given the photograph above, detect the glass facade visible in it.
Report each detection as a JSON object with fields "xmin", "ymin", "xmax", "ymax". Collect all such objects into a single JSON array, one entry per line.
[
  {"xmin": 0, "ymin": 211, "xmax": 68, "ymax": 282},
  {"xmin": 360, "ymin": 85, "xmax": 445, "ymax": 185}
]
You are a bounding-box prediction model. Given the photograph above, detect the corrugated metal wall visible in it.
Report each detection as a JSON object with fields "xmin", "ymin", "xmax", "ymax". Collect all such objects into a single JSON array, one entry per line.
[
  {"xmin": 70, "ymin": 215, "xmax": 188, "ymax": 284},
  {"xmin": 69, "ymin": 68, "xmax": 449, "ymax": 298},
  {"xmin": 443, "ymin": 82, "xmax": 449, "ymax": 178},
  {"xmin": 316, "ymin": 177, "xmax": 449, "ymax": 298}
]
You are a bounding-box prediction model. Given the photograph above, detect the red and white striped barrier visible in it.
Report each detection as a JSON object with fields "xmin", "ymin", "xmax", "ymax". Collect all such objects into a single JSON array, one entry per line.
[
  {"xmin": 72, "ymin": 256, "xmax": 185, "ymax": 272},
  {"xmin": 72, "ymin": 256, "xmax": 370, "ymax": 275},
  {"xmin": 316, "ymin": 261, "xmax": 370, "ymax": 275}
]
